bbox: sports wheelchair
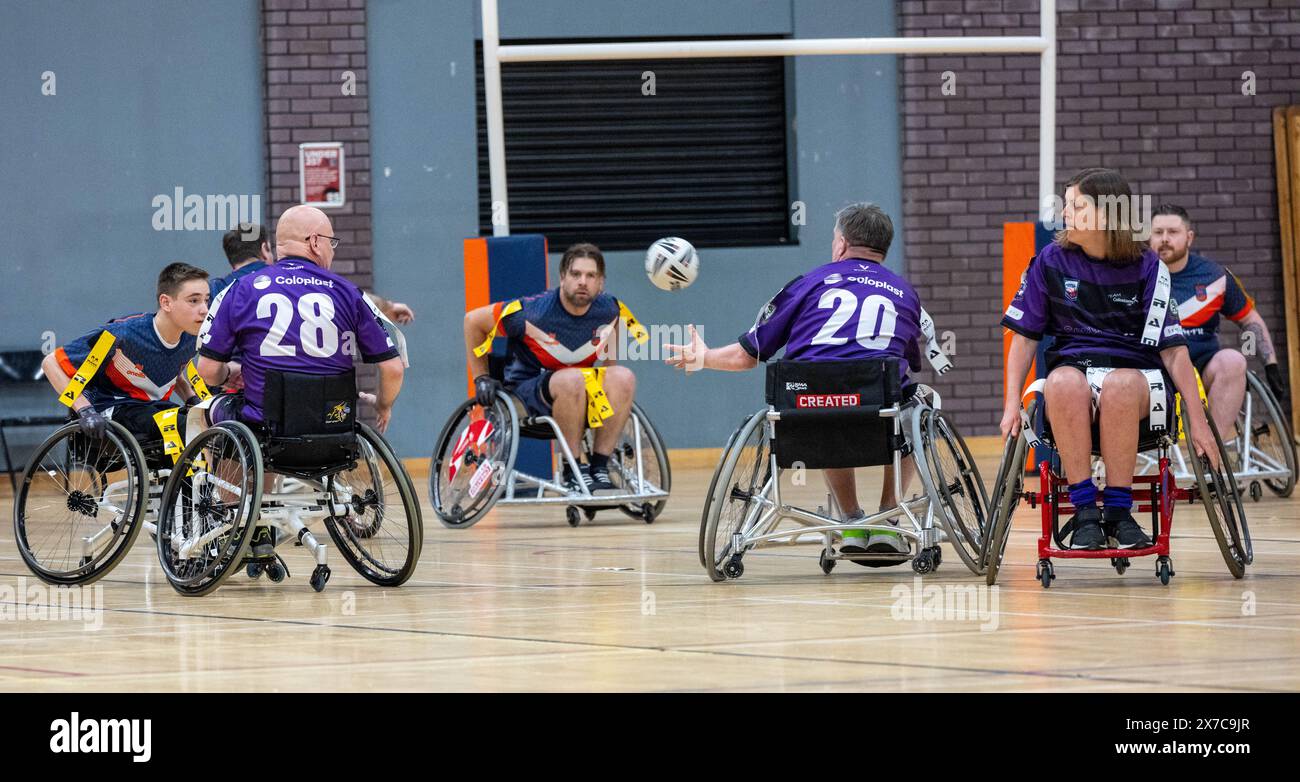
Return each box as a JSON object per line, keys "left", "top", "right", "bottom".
{"left": 1129, "top": 370, "right": 1296, "bottom": 501}
{"left": 13, "top": 416, "right": 175, "bottom": 586}
{"left": 699, "top": 358, "right": 990, "bottom": 581}
{"left": 154, "top": 370, "right": 423, "bottom": 596}
{"left": 429, "top": 365, "right": 671, "bottom": 528}
{"left": 983, "top": 378, "right": 1252, "bottom": 588}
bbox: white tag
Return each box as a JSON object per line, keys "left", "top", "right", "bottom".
{"left": 1005, "top": 305, "right": 1024, "bottom": 321}
{"left": 1140, "top": 263, "right": 1171, "bottom": 347}
{"left": 918, "top": 307, "right": 953, "bottom": 375}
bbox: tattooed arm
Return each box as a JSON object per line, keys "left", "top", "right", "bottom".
{"left": 1235, "top": 309, "right": 1277, "bottom": 365}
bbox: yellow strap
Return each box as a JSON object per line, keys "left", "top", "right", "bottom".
{"left": 152, "top": 407, "right": 184, "bottom": 464}
{"left": 185, "top": 361, "right": 212, "bottom": 400}
{"left": 472, "top": 299, "right": 522, "bottom": 358}
{"left": 618, "top": 301, "right": 649, "bottom": 344}
{"left": 580, "top": 367, "right": 614, "bottom": 428}
{"left": 58, "top": 331, "right": 116, "bottom": 408}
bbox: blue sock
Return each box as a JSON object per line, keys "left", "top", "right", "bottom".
{"left": 1103, "top": 485, "right": 1133, "bottom": 511}
{"left": 1068, "top": 479, "right": 1097, "bottom": 509}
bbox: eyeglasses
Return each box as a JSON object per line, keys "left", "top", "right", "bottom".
{"left": 311, "top": 234, "right": 340, "bottom": 250}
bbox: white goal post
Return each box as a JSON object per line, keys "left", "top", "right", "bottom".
{"left": 481, "top": 0, "right": 1056, "bottom": 236}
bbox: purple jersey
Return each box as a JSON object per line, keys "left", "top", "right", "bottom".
{"left": 739, "top": 257, "right": 925, "bottom": 381}
{"left": 1001, "top": 244, "right": 1187, "bottom": 370}
{"left": 198, "top": 257, "right": 399, "bottom": 422}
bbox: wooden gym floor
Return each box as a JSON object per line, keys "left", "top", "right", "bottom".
{"left": 1, "top": 443, "right": 1297, "bottom": 693}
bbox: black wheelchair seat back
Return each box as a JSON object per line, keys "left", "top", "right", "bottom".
{"left": 261, "top": 369, "right": 360, "bottom": 472}
{"left": 765, "top": 358, "right": 903, "bottom": 469}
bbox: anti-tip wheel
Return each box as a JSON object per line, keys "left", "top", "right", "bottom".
{"left": 641, "top": 503, "right": 655, "bottom": 524}
{"left": 310, "top": 564, "right": 331, "bottom": 593}
{"left": 246, "top": 562, "right": 264, "bottom": 580}
{"left": 566, "top": 506, "right": 581, "bottom": 527}
{"left": 265, "top": 561, "right": 286, "bottom": 583}
{"left": 724, "top": 557, "right": 744, "bottom": 579}
{"left": 911, "top": 550, "right": 935, "bottom": 575}
{"left": 819, "top": 549, "right": 835, "bottom": 575}
{"left": 1250, "top": 481, "right": 1262, "bottom": 502}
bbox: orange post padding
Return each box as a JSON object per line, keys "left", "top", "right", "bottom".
{"left": 1003, "top": 222, "right": 1038, "bottom": 470}
{"left": 463, "top": 238, "right": 491, "bottom": 397}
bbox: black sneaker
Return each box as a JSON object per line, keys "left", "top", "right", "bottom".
{"left": 588, "top": 463, "right": 620, "bottom": 496}
{"left": 1068, "top": 505, "right": 1105, "bottom": 550}
{"left": 250, "top": 526, "right": 277, "bottom": 558}
{"left": 1105, "top": 506, "right": 1152, "bottom": 549}
{"left": 562, "top": 465, "right": 590, "bottom": 495}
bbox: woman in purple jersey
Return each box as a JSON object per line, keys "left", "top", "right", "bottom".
{"left": 1000, "top": 168, "right": 1218, "bottom": 550}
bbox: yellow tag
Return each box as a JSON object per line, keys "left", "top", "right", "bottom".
{"left": 472, "top": 299, "right": 522, "bottom": 358}
{"left": 58, "top": 331, "right": 116, "bottom": 408}
{"left": 618, "top": 301, "right": 649, "bottom": 344}
{"left": 1194, "top": 368, "right": 1208, "bottom": 405}
{"left": 580, "top": 367, "right": 614, "bottom": 428}
{"left": 185, "top": 361, "right": 211, "bottom": 400}
{"left": 152, "top": 407, "right": 184, "bottom": 465}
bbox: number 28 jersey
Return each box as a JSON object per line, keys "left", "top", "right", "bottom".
{"left": 198, "top": 257, "right": 399, "bottom": 422}
{"left": 739, "top": 256, "right": 925, "bottom": 380}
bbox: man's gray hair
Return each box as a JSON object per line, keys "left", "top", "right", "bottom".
{"left": 835, "top": 202, "right": 894, "bottom": 256}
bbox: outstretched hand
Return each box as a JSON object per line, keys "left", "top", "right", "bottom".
{"left": 663, "top": 324, "right": 707, "bottom": 372}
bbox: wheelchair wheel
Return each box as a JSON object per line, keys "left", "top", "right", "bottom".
{"left": 911, "top": 406, "right": 990, "bottom": 575}
{"left": 430, "top": 392, "right": 518, "bottom": 529}
{"left": 699, "top": 410, "right": 772, "bottom": 581}
{"left": 612, "top": 402, "right": 671, "bottom": 523}
{"left": 1241, "top": 371, "right": 1296, "bottom": 498}
{"left": 324, "top": 423, "right": 423, "bottom": 587}
{"left": 156, "top": 422, "right": 264, "bottom": 596}
{"left": 13, "top": 421, "right": 148, "bottom": 586}
{"left": 983, "top": 421, "right": 1029, "bottom": 586}
{"left": 1186, "top": 399, "right": 1251, "bottom": 577}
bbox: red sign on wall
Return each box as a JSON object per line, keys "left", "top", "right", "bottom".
{"left": 299, "top": 142, "right": 345, "bottom": 208}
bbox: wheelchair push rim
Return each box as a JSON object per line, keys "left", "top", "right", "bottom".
{"left": 983, "top": 424, "right": 1028, "bottom": 586}
{"left": 1187, "top": 399, "right": 1251, "bottom": 577}
{"left": 910, "top": 405, "right": 990, "bottom": 575}
{"left": 324, "top": 423, "right": 423, "bottom": 587}
{"left": 1241, "top": 370, "right": 1296, "bottom": 498}
{"left": 612, "top": 402, "right": 671, "bottom": 523}
{"left": 156, "top": 422, "right": 265, "bottom": 596}
{"left": 430, "top": 392, "right": 518, "bottom": 529}
{"left": 699, "top": 409, "right": 771, "bottom": 582}
{"left": 13, "top": 420, "right": 149, "bottom": 586}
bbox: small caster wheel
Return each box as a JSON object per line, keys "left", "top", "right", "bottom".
{"left": 912, "top": 550, "right": 934, "bottom": 575}
{"left": 1036, "top": 559, "right": 1054, "bottom": 588}
{"left": 1157, "top": 558, "right": 1173, "bottom": 585}
{"left": 931, "top": 546, "right": 942, "bottom": 571}
{"left": 584, "top": 507, "right": 597, "bottom": 521}
{"left": 1112, "top": 557, "right": 1129, "bottom": 575}
{"left": 1250, "top": 481, "right": 1262, "bottom": 502}
{"left": 724, "top": 557, "right": 744, "bottom": 579}
{"left": 819, "top": 549, "right": 836, "bottom": 575}
{"left": 310, "top": 564, "right": 331, "bottom": 593}
{"left": 566, "top": 506, "right": 581, "bottom": 527}
{"left": 641, "top": 503, "right": 655, "bottom": 524}
{"left": 246, "top": 562, "right": 264, "bottom": 580}
{"left": 265, "top": 561, "right": 286, "bottom": 583}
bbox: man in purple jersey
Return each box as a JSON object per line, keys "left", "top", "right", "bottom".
{"left": 1000, "top": 168, "right": 1216, "bottom": 550}
{"left": 666, "top": 203, "right": 928, "bottom": 561}
{"left": 197, "top": 205, "right": 404, "bottom": 433}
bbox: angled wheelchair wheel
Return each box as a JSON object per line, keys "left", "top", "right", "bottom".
{"left": 699, "top": 409, "right": 772, "bottom": 582}
{"left": 612, "top": 403, "right": 671, "bottom": 523}
{"left": 324, "top": 423, "right": 423, "bottom": 587}
{"left": 14, "top": 421, "right": 149, "bottom": 586}
{"left": 1241, "top": 371, "right": 1296, "bottom": 498}
{"left": 156, "top": 422, "right": 264, "bottom": 596}
{"left": 983, "top": 426, "right": 1028, "bottom": 586}
{"left": 430, "top": 392, "right": 518, "bottom": 529}
{"left": 911, "top": 406, "right": 990, "bottom": 575}
{"left": 1186, "top": 399, "right": 1251, "bottom": 577}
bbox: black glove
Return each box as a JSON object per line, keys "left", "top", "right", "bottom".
{"left": 76, "top": 406, "right": 107, "bottom": 439}
{"left": 184, "top": 395, "right": 202, "bottom": 408}
{"left": 474, "top": 374, "right": 501, "bottom": 408}
{"left": 1265, "top": 364, "right": 1289, "bottom": 403}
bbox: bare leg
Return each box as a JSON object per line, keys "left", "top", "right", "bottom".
{"left": 1044, "top": 366, "right": 1094, "bottom": 485}
{"left": 1202, "top": 349, "right": 1247, "bottom": 438}
{"left": 592, "top": 365, "right": 636, "bottom": 457}
{"left": 824, "top": 468, "right": 860, "bottom": 516}
{"left": 1097, "top": 369, "right": 1148, "bottom": 488}
{"left": 879, "top": 458, "right": 917, "bottom": 509}
{"left": 546, "top": 369, "right": 588, "bottom": 463}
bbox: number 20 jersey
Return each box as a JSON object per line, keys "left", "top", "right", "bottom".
{"left": 198, "top": 257, "right": 399, "bottom": 422}
{"left": 739, "top": 256, "right": 925, "bottom": 380}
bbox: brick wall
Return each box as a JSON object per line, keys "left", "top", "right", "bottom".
{"left": 899, "top": 0, "right": 1300, "bottom": 432}
{"left": 262, "top": 0, "right": 377, "bottom": 403}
